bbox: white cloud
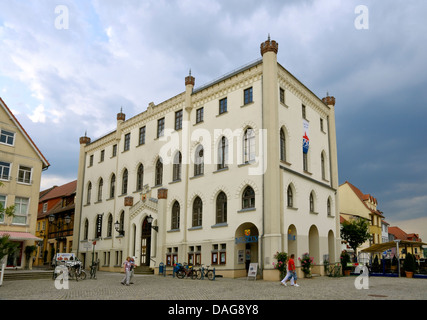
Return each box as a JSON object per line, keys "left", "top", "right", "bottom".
{"left": 28, "top": 104, "right": 46, "bottom": 123}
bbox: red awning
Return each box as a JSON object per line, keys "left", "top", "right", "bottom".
{"left": 0, "top": 231, "right": 42, "bottom": 241}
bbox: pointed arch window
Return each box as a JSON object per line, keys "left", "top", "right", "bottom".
{"left": 309, "top": 192, "right": 315, "bottom": 213}
{"left": 194, "top": 145, "right": 204, "bottom": 176}
{"left": 218, "top": 137, "right": 228, "bottom": 170}
{"left": 171, "top": 201, "right": 180, "bottom": 230}
{"left": 136, "top": 164, "right": 144, "bottom": 191}
{"left": 122, "top": 169, "right": 128, "bottom": 195}
{"left": 173, "top": 152, "right": 182, "bottom": 181}
{"left": 155, "top": 158, "right": 163, "bottom": 186}
{"left": 327, "top": 198, "right": 332, "bottom": 217}
{"left": 192, "top": 197, "right": 203, "bottom": 227}
{"left": 280, "top": 129, "right": 286, "bottom": 162}
{"left": 243, "top": 128, "right": 255, "bottom": 163}
{"left": 110, "top": 174, "right": 116, "bottom": 198}
{"left": 216, "top": 192, "right": 227, "bottom": 224}
{"left": 97, "top": 178, "right": 103, "bottom": 202}
{"left": 86, "top": 182, "right": 92, "bottom": 205}
{"left": 321, "top": 153, "right": 326, "bottom": 180}
{"left": 287, "top": 185, "right": 293, "bottom": 208}
{"left": 83, "top": 219, "right": 89, "bottom": 240}
{"left": 107, "top": 214, "right": 113, "bottom": 237}
{"left": 242, "top": 186, "right": 255, "bottom": 209}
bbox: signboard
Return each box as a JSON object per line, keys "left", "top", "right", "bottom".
{"left": 96, "top": 214, "right": 103, "bottom": 238}
{"left": 247, "top": 263, "right": 258, "bottom": 281}
{"left": 302, "top": 119, "right": 309, "bottom": 153}
{"left": 55, "top": 253, "right": 75, "bottom": 261}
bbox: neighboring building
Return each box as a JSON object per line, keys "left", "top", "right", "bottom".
{"left": 339, "top": 181, "right": 384, "bottom": 261}
{"left": 73, "top": 37, "right": 340, "bottom": 279}
{"left": 0, "top": 97, "right": 50, "bottom": 269}
{"left": 389, "top": 226, "right": 424, "bottom": 259}
{"left": 35, "top": 180, "right": 77, "bottom": 267}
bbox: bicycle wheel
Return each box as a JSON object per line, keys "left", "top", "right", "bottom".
{"left": 190, "top": 270, "right": 198, "bottom": 280}
{"left": 196, "top": 269, "right": 202, "bottom": 280}
{"left": 78, "top": 270, "right": 87, "bottom": 280}
{"left": 207, "top": 270, "right": 214, "bottom": 281}
{"left": 176, "top": 269, "right": 185, "bottom": 279}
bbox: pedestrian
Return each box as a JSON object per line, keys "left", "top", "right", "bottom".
{"left": 129, "top": 257, "right": 137, "bottom": 284}
{"left": 121, "top": 257, "right": 134, "bottom": 286}
{"left": 280, "top": 254, "right": 299, "bottom": 287}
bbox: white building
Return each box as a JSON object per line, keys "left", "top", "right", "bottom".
{"left": 73, "top": 38, "right": 340, "bottom": 280}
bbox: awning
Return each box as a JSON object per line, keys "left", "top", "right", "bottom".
{"left": 0, "top": 231, "right": 42, "bottom": 241}
{"left": 361, "top": 240, "right": 427, "bottom": 253}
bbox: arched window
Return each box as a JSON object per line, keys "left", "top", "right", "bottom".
{"left": 321, "top": 152, "right": 326, "bottom": 180}
{"left": 217, "top": 137, "right": 228, "bottom": 170}
{"left": 280, "top": 129, "right": 286, "bottom": 162}
{"left": 192, "top": 197, "right": 203, "bottom": 227}
{"left": 122, "top": 169, "right": 128, "bottom": 195}
{"left": 242, "top": 186, "right": 255, "bottom": 209}
{"left": 110, "top": 174, "right": 116, "bottom": 198}
{"left": 243, "top": 128, "right": 255, "bottom": 163}
{"left": 171, "top": 201, "right": 180, "bottom": 230}
{"left": 327, "top": 198, "right": 332, "bottom": 217}
{"left": 86, "top": 182, "right": 92, "bottom": 205}
{"left": 216, "top": 191, "right": 227, "bottom": 224}
{"left": 98, "top": 178, "right": 103, "bottom": 202}
{"left": 119, "top": 211, "right": 125, "bottom": 232}
{"left": 310, "top": 192, "right": 315, "bottom": 213}
{"left": 173, "top": 152, "right": 182, "bottom": 181}
{"left": 107, "top": 214, "right": 113, "bottom": 237}
{"left": 287, "top": 185, "right": 293, "bottom": 208}
{"left": 155, "top": 158, "right": 163, "bottom": 186}
{"left": 83, "top": 219, "right": 89, "bottom": 240}
{"left": 136, "top": 164, "right": 144, "bottom": 191}
{"left": 194, "top": 145, "right": 204, "bottom": 176}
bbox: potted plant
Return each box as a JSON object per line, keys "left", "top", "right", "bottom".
{"left": 272, "top": 251, "right": 288, "bottom": 279}
{"left": 299, "top": 252, "right": 314, "bottom": 278}
{"left": 403, "top": 253, "right": 416, "bottom": 278}
{"left": 391, "top": 255, "right": 398, "bottom": 272}
{"left": 340, "top": 250, "right": 351, "bottom": 276}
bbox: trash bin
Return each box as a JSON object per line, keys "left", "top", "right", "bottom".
{"left": 159, "top": 262, "right": 164, "bottom": 275}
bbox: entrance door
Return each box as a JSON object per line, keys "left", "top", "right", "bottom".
{"left": 140, "top": 217, "right": 151, "bottom": 266}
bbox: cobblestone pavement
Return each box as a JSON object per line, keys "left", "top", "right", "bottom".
{"left": 1, "top": 272, "right": 426, "bottom": 301}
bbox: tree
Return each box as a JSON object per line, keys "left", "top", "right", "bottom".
{"left": 0, "top": 234, "right": 20, "bottom": 262}
{"left": 340, "top": 217, "right": 371, "bottom": 261}
{"left": 0, "top": 181, "right": 15, "bottom": 221}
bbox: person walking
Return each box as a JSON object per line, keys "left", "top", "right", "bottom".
{"left": 129, "top": 257, "right": 137, "bottom": 284}
{"left": 281, "top": 254, "right": 299, "bottom": 287}
{"left": 121, "top": 257, "right": 134, "bottom": 286}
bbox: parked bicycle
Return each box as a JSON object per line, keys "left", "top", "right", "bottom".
{"left": 90, "top": 260, "right": 98, "bottom": 279}
{"left": 67, "top": 260, "right": 87, "bottom": 281}
{"left": 196, "top": 264, "right": 215, "bottom": 280}
{"left": 175, "top": 263, "right": 197, "bottom": 279}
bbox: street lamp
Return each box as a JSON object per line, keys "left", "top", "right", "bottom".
{"left": 147, "top": 215, "right": 158, "bottom": 232}
{"left": 114, "top": 220, "right": 125, "bottom": 236}
{"left": 48, "top": 214, "right": 71, "bottom": 228}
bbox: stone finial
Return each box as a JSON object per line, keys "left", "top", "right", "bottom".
{"left": 260, "top": 36, "right": 278, "bottom": 56}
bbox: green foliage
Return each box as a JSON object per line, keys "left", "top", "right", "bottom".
{"left": 0, "top": 182, "right": 15, "bottom": 220}
{"left": 340, "top": 217, "right": 371, "bottom": 258}
{"left": 273, "top": 251, "right": 288, "bottom": 278}
{"left": 403, "top": 253, "right": 416, "bottom": 272}
{"left": 0, "top": 235, "right": 20, "bottom": 261}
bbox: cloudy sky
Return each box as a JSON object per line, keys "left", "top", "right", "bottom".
{"left": 1, "top": 0, "right": 426, "bottom": 239}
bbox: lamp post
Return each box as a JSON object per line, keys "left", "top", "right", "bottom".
{"left": 147, "top": 215, "right": 158, "bottom": 232}
{"left": 394, "top": 239, "right": 401, "bottom": 277}
{"left": 114, "top": 220, "right": 125, "bottom": 236}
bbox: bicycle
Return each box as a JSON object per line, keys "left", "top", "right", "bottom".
{"left": 67, "top": 260, "right": 87, "bottom": 281}
{"left": 196, "top": 264, "right": 215, "bottom": 280}
{"left": 175, "top": 263, "right": 197, "bottom": 280}
{"left": 90, "top": 261, "right": 98, "bottom": 279}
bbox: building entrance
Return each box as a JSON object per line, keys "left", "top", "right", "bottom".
{"left": 140, "top": 217, "right": 151, "bottom": 266}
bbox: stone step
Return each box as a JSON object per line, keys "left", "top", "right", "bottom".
{"left": 2, "top": 270, "right": 53, "bottom": 281}
{"left": 133, "top": 266, "right": 154, "bottom": 275}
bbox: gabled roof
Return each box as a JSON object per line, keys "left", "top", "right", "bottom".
{"left": 389, "top": 226, "right": 422, "bottom": 242}
{"left": 0, "top": 97, "right": 50, "bottom": 169}
{"left": 39, "top": 180, "right": 77, "bottom": 202}
{"left": 341, "top": 181, "right": 384, "bottom": 218}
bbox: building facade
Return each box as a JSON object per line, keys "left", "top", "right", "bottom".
{"left": 0, "top": 97, "right": 50, "bottom": 269}
{"left": 35, "top": 180, "right": 77, "bottom": 267}
{"left": 73, "top": 38, "right": 340, "bottom": 279}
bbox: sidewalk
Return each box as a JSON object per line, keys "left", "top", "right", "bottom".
{"left": 1, "top": 271, "right": 426, "bottom": 300}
